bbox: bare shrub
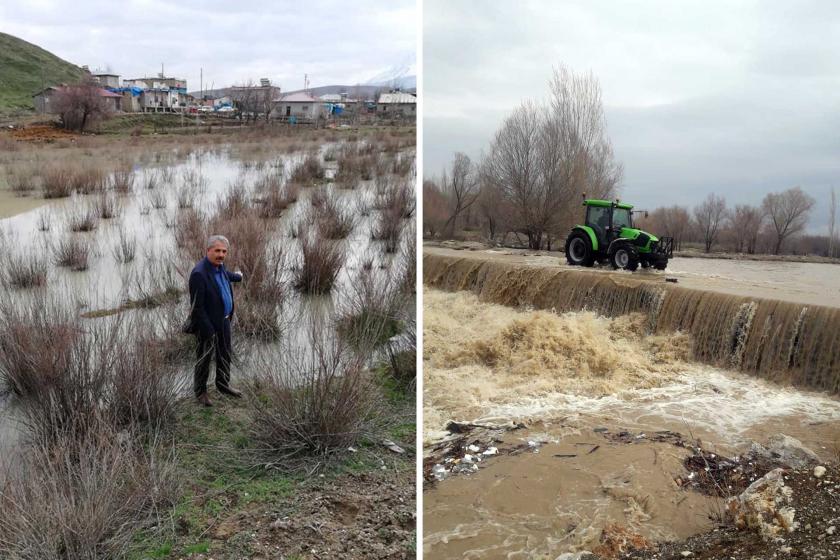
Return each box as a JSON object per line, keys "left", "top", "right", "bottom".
{"left": 53, "top": 236, "right": 91, "bottom": 271}
{"left": 289, "top": 154, "right": 325, "bottom": 186}
{"left": 248, "top": 331, "right": 381, "bottom": 467}
{"left": 216, "top": 181, "right": 251, "bottom": 217}
{"left": 0, "top": 424, "right": 178, "bottom": 560}
{"left": 391, "top": 153, "right": 414, "bottom": 177}
{"left": 41, "top": 166, "right": 74, "bottom": 199}
{"left": 176, "top": 183, "right": 198, "bottom": 209}
{"left": 1, "top": 252, "right": 48, "bottom": 289}
{"left": 112, "top": 228, "right": 136, "bottom": 264}
{"left": 0, "top": 297, "right": 183, "bottom": 439}
{"left": 295, "top": 233, "right": 344, "bottom": 294}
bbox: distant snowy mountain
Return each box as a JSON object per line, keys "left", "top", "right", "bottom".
{"left": 365, "top": 62, "right": 416, "bottom": 90}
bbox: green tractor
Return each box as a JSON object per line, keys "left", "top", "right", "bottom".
{"left": 564, "top": 198, "right": 673, "bottom": 271}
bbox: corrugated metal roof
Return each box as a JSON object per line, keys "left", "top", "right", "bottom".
{"left": 378, "top": 92, "right": 416, "bottom": 104}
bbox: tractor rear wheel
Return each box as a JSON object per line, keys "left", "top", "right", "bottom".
{"left": 565, "top": 232, "right": 594, "bottom": 267}
{"left": 609, "top": 243, "right": 639, "bottom": 271}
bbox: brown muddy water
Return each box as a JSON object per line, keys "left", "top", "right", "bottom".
{"left": 0, "top": 142, "right": 416, "bottom": 459}
{"left": 423, "top": 288, "right": 840, "bottom": 559}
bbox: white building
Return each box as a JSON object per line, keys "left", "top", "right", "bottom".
{"left": 376, "top": 91, "right": 417, "bottom": 117}
{"left": 272, "top": 92, "right": 321, "bottom": 120}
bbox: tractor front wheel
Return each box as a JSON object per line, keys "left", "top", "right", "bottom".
{"left": 609, "top": 243, "right": 639, "bottom": 272}
{"left": 565, "top": 232, "right": 594, "bottom": 267}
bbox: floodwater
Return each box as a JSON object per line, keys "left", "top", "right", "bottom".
{"left": 424, "top": 245, "right": 840, "bottom": 308}
{"left": 423, "top": 288, "right": 840, "bottom": 559}
{"left": 0, "top": 142, "right": 415, "bottom": 458}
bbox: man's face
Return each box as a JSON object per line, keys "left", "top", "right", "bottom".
{"left": 207, "top": 242, "right": 228, "bottom": 266}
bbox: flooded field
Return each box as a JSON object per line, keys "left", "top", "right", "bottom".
{"left": 423, "top": 288, "right": 840, "bottom": 558}
{"left": 0, "top": 128, "right": 417, "bottom": 557}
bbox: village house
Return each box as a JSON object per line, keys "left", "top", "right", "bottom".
{"left": 123, "top": 75, "right": 188, "bottom": 112}
{"left": 92, "top": 72, "right": 121, "bottom": 88}
{"left": 33, "top": 86, "right": 123, "bottom": 114}
{"left": 230, "top": 79, "right": 281, "bottom": 116}
{"left": 272, "top": 92, "right": 322, "bottom": 121}
{"left": 376, "top": 91, "right": 416, "bottom": 117}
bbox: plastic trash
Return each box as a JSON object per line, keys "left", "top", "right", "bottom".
{"left": 467, "top": 444, "right": 480, "bottom": 453}
{"left": 483, "top": 447, "right": 498, "bottom": 456}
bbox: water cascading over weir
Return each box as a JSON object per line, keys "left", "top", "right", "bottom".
{"left": 424, "top": 252, "right": 840, "bottom": 393}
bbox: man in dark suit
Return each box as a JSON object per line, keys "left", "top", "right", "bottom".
{"left": 187, "top": 235, "right": 243, "bottom": 407}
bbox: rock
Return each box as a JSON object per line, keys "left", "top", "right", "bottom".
{"left": 750, "top": 434, "right": 820, "bottom": 468}
{"left": 814, "top": 465, "right": 827, "bottom": 478}
{"left": 680, "top": 552, "right": 693, "bottom": 557}
{"left": 270, "top": 518, "right": 292, "bottom": 530}
{"left": 828, "top": 526, "right": 836, "bottom": 535}
{"left": 727, "top": 468, "right": 798, "bottom": 540}
{"left": 382, "top": 439, "right": 405, "bottom": 454}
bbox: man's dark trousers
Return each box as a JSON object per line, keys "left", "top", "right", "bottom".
{"left": 193, "top": 318, "right": 233, "bottom": 396}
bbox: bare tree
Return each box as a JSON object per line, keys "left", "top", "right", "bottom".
{"left": 830, "top": 186, "right": 837, "bottom": 258}
{"left": 482, "top": 66, "right": 622, "bottom": 250}
{"left": 651, "top": 205, "right": 691, "bottom": 251}
{"left": 693, "top": 193, "right": 727, "bottom": 253}
{"left": 422, "top": 180, "right": 449, "bottom": 239}
{"left": 762, "top": 186, "right": 816, "bottom": 254}
{"left": 729, "top": 204, "right": 764, "bottom": 254}
{"left": 483, "top": 101, "right": 543, "bottom": 248}
{"left": 52, "top": 84, "right": 110, "bottom": 131}
{"left": 441, "top": 153, "right": 481, "bottom": 237}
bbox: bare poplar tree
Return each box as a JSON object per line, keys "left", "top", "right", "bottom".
{"left": 830, "top": 186, "right": 837, "bottom": 258}
{"left": 762, "top": 186, "right": 816, "bottom": 254}
{"left": 729, "top": 204, "right": 764, "bottom": 254}
{"left": 482, "top": 66, "right": 622, "bottom": 250}
{"left": 693, "top": 193, "right": 727, "bottom": 252}
{"left": 441, "top": 153, "right": 481, "bottom": 237}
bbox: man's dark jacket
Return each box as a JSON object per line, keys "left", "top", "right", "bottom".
{"left": 186, "top": 257, "right": 242, "bottom": 338}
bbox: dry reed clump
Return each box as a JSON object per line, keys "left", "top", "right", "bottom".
{"left": 390, "top": 154, "right": 414, "bottom": 177}
{"left": 53, "top": 236, "right": 91, "bottom": 271}
{"left": 0, "top": 252, "right": 48, "bottom": 289}
{"left": 0, "top": 423, "right": 179, "bottom": 560}
{"left": 248, "top": 331, "right": 381, "bottom": 468}
{"left": 36, "top": 209, "right": 51, "bottom": 232}
{"left": 295, "top": 233, "right": 344, "bottom": 294}
{"left": 70, "top": 163, "right": 107, "bottom": 195}
{"left": 310, "top": 189, "right": 356, "bottom": 240}
{"left": 372, "top": 178, "right": 414, "bottom": 253}
{"left": 110, "top": 166, "right": 135, "bottom": 194}
{"left": 4, "top": 163, "right": 39, "bottom": 194}
{"left": 149, "top": 188, "right": 167, "bottom": 210}
{"left": 66, "top": 203, "right": 99, "bottom": 232}
{"left": 94, "top": 192, "right": 121, "bottom": 219}
{"left": 174, "top": 208, "right": 206, "bottom": 260}
{"left": 111, "top": 228, "right": 136, "bottom": 264}
{"left": 41, "top": 166, "right": 74, "bottom": 199}
{"left": 289, "top": 154, "right": 325, "bottom": 186}
{"left": 144, "top": 170, "right": 159, "bottom": 190}
{"left": 336, "top": 269, "right": 405, "bottom": 351}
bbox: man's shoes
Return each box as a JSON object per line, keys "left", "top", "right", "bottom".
{"left": 218, "top": 386, "right": 243, "bottom": 398}
{"left": 196, "top": 392, "right": 213, "bottom": 407}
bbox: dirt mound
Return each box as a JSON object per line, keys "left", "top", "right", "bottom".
{"left": 10, "top": 124, "right": 79, "bottom": 142}
{"left": 618, "top": 465, "right": 840, "bottom": 560}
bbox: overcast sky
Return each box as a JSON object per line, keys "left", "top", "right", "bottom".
{"left": 1, "top": 0, "right": 415, "bottom": 92}
{"left": 424, "top": 0, "right": 840, "bottom": 233}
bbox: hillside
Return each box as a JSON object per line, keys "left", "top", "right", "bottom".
{"left": 0, "top": 32, "right": 86, "bottom": 112}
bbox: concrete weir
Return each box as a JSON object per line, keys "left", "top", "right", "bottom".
{"left": 424, "top": 251, "right": 840, "bottom": 393}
